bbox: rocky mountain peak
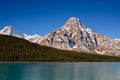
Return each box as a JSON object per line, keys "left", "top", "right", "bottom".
{"left": 38, "top": 17, "right": 98, "bottom": 52}
{"left": 1, "top": 26, "right": 13, "bottom": 35}
{"left": 66, "top": 17, "right": 79, "bottom": 24}
{"left": 0, "top": 26, "right": 24, "bottom": 38}
{"left": 63, "top": 17, "right": 85, "bottom": 31}
{"left": 3, "top": 26, "right": 13, "bottom": 29}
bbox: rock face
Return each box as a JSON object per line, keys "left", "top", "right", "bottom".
{"left": 95, "top": 34, "right": 120, "bottom": 56}
{"left": 38, "top": 17, "right": 98, "bottom": 52}
{"left": 1, "top": 17, "right": 120, "bottom": 56}
{"left": 37, "top": 17, "right": 120, "bottom": 56}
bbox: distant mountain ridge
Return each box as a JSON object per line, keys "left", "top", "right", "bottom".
{"left": 0, "top": 26, "right": 42, "bottom": 43}
{"left": 0, "top": 26, "right": 24, "bottom": 38}
{"left": 0, "top": 17, "right": 120, "bottom": 56}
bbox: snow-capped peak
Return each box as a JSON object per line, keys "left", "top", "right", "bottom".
{"left": 0, "top": 26, "right": 24, "bottom": 38}
{"left": 3, "top": 26, "right": 13, "bottom": 30}
{"left": 24, "top": 34, "right": 41, "bottom": 39}
{"left": 24, "top": 34, "right": 42, "bottom": 43}
{"left": 1, "top": 26, "right": 13, "bottom": 35}
{"left": 114, "top": 39, "right": 120, "bottom": 41}
{"left": 32, "top": 34, "right": 41, "bottom": 38}
{"left": 0, "top": 26, "right": 42, "bottom": 43}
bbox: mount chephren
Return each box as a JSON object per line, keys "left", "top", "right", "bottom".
{"left": 0, "top": 17, "right": 120, "bottom": 56}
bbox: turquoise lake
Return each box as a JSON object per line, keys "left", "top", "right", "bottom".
{"left": 0, "top": 63, "right": 120, "bottom": 80}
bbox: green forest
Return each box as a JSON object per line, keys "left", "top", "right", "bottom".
{"left": 0, "top": 34, "right": 120, "bottom": 62}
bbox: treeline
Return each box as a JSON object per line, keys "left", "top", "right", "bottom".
{"left": 0, "top": 34, "right": 120, "bottom": 62}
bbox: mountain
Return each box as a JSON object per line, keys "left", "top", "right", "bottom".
{"left": 24, "top": 34, "right": 41, "bottom": 43}
{"left": 37, "top": 17, "right": 120, "bottom": 56}
{"left": 1, "top": 34, "right": 120, "bottom": 62}
{"left": 0, "top": 26, "right": 42, "bottom": 43}
{"left": 0, "top": 26, "right": 24, "bottom": 38}
{"left": 0, "top": 17, "right": 120, "bottom": 56}
{"left": 38, "top": 17, "right": 98, "bottom": 52}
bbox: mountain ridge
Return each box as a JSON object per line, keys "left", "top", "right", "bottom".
{"left": 0, "top": 17, "right": 120, "bottom": 56}
{"left": 0, "top": 26, "right": 42, "bottom": 43}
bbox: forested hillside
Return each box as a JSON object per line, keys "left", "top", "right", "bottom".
{"left": 0, "top": 34, "right": 120, "bottom": 62}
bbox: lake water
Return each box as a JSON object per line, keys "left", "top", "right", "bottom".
{"left": 0, "top": 62, "right": 120, "bottom": 80}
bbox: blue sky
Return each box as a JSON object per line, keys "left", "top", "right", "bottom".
{"left": 0, "top": 0, "right": 120, "bottom": 38}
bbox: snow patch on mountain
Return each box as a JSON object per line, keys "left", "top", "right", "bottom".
{"left": 24, "top": 34, "right": 42, "bottom": 42}
{"left": 0, "top": 26, "right": 24, "bottom": 38}
{"left": 0, "top": 26, "right": 42, "bottom": 43}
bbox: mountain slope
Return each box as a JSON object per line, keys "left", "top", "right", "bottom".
{"left": 0, "top": 34, "right": 120, "bottom": 62}
{"left": 38, "top": 17, "right": 98, "bottom": 52}
{"left": 95, "top": 34, "right": 120, "bottom": 56}
{"left": 38, "top": 17, "right": 120, "bottom": 56}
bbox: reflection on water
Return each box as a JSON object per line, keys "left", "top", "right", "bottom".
{"left": 0, "top": 63, "right": 120, "bottom": 80}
